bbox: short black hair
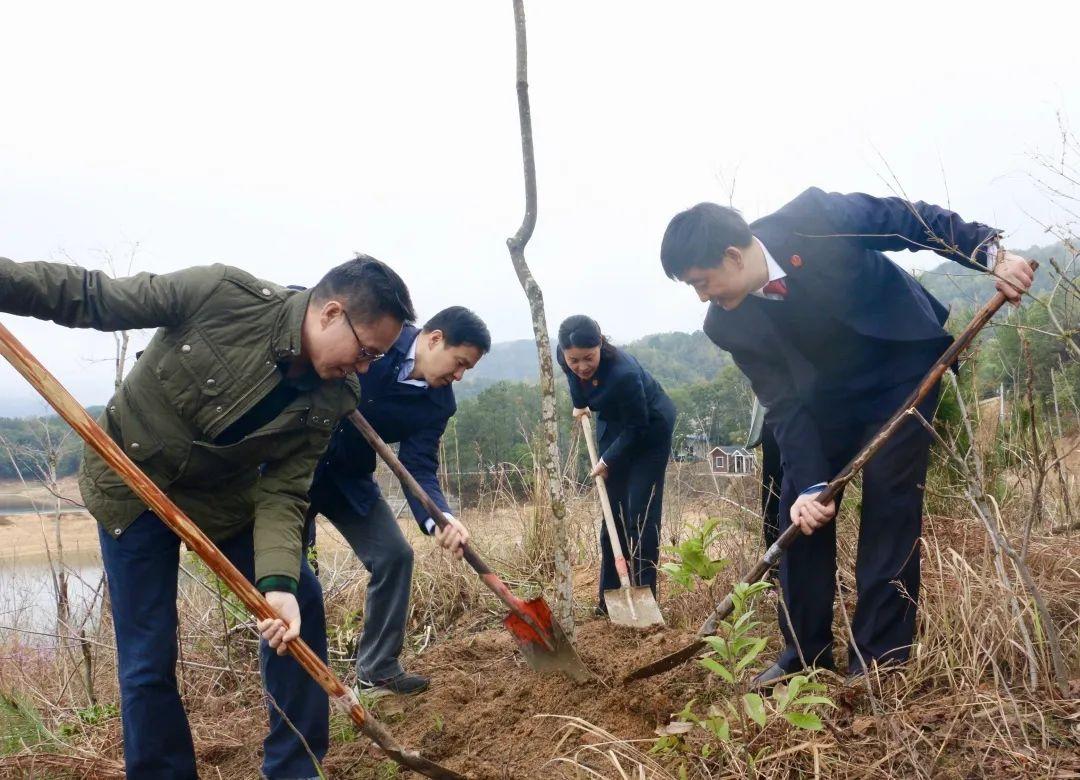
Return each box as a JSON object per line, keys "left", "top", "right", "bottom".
{"left": 557, "top": 314, "right": 617, "bottom": 361}
{"left": 312, "top": 254, "right": 416, "bottom": 325}
{"left": 422, "top": 306, "right": 491, "bottom": 353}
{"left": 660, "top": 202, "right": 753, "bottom": 280}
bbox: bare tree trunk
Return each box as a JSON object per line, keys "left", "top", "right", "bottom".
{"left": 439, "top": 437, "right": 449, "bottom": 504}
{"left": 1050, "top": 368, "right": 1063, "bottom": 439}
{"left": 34, "top": 423, "right": 71, "bottom": 635}
{"left": 113, "top": 330, "right": 130, "bottom": 391}
{"left": 50, "top": 452, "right": 69, "bottom": 631}
{"left": 1020, "top": 336, "right": 1045, "bottom": 560}
{"left": 506, "top": 0, "right": 572, "bottom": 635}
{"left": 452, "top": 419, "right": 463, "bottom": 506}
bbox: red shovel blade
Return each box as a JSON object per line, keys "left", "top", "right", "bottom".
{"left": 503, "top": 595, "right": 555, "bottom": 647}
{"left": 502, "top": 597, "right": 593, "bottom": 682}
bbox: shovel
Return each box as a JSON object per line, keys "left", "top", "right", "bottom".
{"left": 346, "top": 410, "right": 593, "bottom": 682}
{"left": 0, "top": 322, "right": 464, "bottom": 780}
{"left": 625, "top": 261, "right": 1038, "bottom": 684}
{"left": 579, "top": 414, "right": 664, "bottom": 629}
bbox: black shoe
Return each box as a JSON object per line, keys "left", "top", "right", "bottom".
{"left": 593, "top": 604, "right": 608, "bottom": 618}
{"left": 750, "top": 662, "right": 791, "bottom": 690}
{"left": 357, "top": 672, "right": 430, "bottom": 697}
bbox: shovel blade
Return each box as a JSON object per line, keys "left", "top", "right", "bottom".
{"left": 502, "top": 597, "right": 594, "bottom": 682}
{"left": 603, "top": 585, "right": 665, "bottom": 629}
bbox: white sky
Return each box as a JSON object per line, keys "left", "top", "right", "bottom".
{"left": 1, "top": 1, "right": 1078, "bottom": 412}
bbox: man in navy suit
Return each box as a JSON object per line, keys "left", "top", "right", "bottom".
{"left": 660, "top": 188, "right": 1033, "bottom": 684}
{"left": 308, "top": 306, "right": 490, "bottom": 695}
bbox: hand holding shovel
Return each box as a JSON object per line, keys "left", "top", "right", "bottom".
{"left": 579, "top": 413, "right": 664, "bottom": 629}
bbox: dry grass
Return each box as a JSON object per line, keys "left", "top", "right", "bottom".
{"left": 0, "top": 444, "right": 1078, "bottom": 779}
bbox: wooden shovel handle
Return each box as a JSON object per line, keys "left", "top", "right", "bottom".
{"left": 0, "top": 322, "right": 464, "bottom": 780}
{"left": 346, "top": 410, "right": 555, "bottom": 647}
{"left": 579, "top": 414, "right": 633, "bottom": 585}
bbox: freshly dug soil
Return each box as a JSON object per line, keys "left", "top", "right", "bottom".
{"left": 326, "top": 617, "right": 708, "bottom": 779}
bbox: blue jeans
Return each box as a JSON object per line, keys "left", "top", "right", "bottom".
{"left": 99, "top": 510, "right": 328, "bottom": 779}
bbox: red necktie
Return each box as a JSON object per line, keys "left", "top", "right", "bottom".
{"left": 762, "top": 278, "right": 788, "bottom": 298}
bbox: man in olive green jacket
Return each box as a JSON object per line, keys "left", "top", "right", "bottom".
{"left": 0, "top": 255, "right": 413, "bottom": 780}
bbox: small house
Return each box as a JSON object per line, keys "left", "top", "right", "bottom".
{"left": 708, "top": 445, "right": 755, "bottom": 476}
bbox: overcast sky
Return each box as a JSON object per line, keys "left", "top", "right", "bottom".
{"left": 1, "top": 1, "right": 1078, "bottom": 413}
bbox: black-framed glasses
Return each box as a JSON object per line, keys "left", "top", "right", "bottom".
{"left": 341, "top": 309, "right": 386, "bottom": 362}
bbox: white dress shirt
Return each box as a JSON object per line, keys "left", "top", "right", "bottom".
{"left": 750, "top": 236, "right": 788, "bottom": 300}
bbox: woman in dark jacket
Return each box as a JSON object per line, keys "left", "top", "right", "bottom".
{"left": 556, "top": 315, "right": 676, "bottom": 614}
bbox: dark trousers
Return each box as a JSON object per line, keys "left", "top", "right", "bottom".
{"left": 599, "top": 440, "right": 670, "bottom": 608}
{"left": 760, "top": 423, "right": 783, "bottom": 549}
{"left": 776, "top": 381, "right": 939, "bottom": 673}
{"left": 99, "top": 511, "right": 327, "bottom": 780}
{"left": 308, "top": 480, "right": 414, "bottom": 683}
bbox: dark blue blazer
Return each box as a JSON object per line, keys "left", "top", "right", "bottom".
{"left": 703, "top": 187, "right": 999, "bottom": 493}
{"left": 557, "top": 347, "right": 676, "bottom": 471}
{"left": 309, "top": 324, "right": 454, "bottom": 532}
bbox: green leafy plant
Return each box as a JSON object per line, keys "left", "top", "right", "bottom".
{"left": 59, "top": 702, "right": 121, "bottom": 737}
{"left": 661, "top": 517, "right": 728, "bottom": 589}
{"left": 652, "top": 581, "right": 835, "bottom": 769}
{"left": 698, "top": 581, "right": 772, "bottom": 683}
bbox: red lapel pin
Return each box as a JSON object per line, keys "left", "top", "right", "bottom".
{"left": 790, "top": 254, "right": 803, "bottom": 268}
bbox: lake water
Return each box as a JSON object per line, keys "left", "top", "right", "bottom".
{"left": 0, "top": 489, "right": 101, "bottom": 641}
{"left": 0, "top": 491, "right": 88, "bottom": 517}
{"left": 0, "top": 553, "right": 105, "bottom": 641}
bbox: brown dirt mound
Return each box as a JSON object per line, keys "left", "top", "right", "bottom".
{"left": 327, "top": 617, "right": 706, "bottom": 779}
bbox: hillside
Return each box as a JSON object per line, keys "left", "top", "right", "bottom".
{"left": 455, "top": 330, "right": 730, "bottom": 399}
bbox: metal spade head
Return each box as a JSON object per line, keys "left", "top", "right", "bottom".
{"left": 603, "top": 585, "right": 665, "bottom": 629}
{"left": 502, "top": 596, "right": 594, "bottom": 682}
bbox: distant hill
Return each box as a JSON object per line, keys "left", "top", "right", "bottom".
{"left": 454, "top": 330, "right": 730, "bottom": 398}
{"left": 916, "top": 241, "right": 1067, "bottom": 313}
{"left": 453, "top": 339, "right": 545, "bottom": 398}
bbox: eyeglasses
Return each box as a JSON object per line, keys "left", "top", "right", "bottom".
{"left": 341, "top": 309, "right": 386, "bottom": 362}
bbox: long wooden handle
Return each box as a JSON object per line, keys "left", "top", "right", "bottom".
{"left": 346, "top": 410, "right": 555, "bottom": 647}
{"left": 348, "top": 411, "right": 494, "bottom": 574}
{"left": 579, "top": 414, "right": 633, "bottom": 587}
{"left": 0, "top": 322, "right": 463, "bottom": 780}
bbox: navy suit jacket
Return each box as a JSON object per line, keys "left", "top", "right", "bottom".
{"left": 557, "top": 347, "right": 676, "bottom": 471}
{"left": 703, "top": 187, "right": 999, "bottom": 494}
{"left": 309, "top": 324, "right": 454, "bottom": 533}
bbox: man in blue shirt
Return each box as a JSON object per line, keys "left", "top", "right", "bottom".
{"left": 308, "top": 306, "right": 490, "bottom": 695}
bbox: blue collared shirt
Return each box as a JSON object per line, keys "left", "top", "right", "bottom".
{"left": 397, "top": 336, "right": 428, "bottom": 388}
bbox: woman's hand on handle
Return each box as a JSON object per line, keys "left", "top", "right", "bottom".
{"left": 572, "top": 407, "right": 591, "bottom": 420}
